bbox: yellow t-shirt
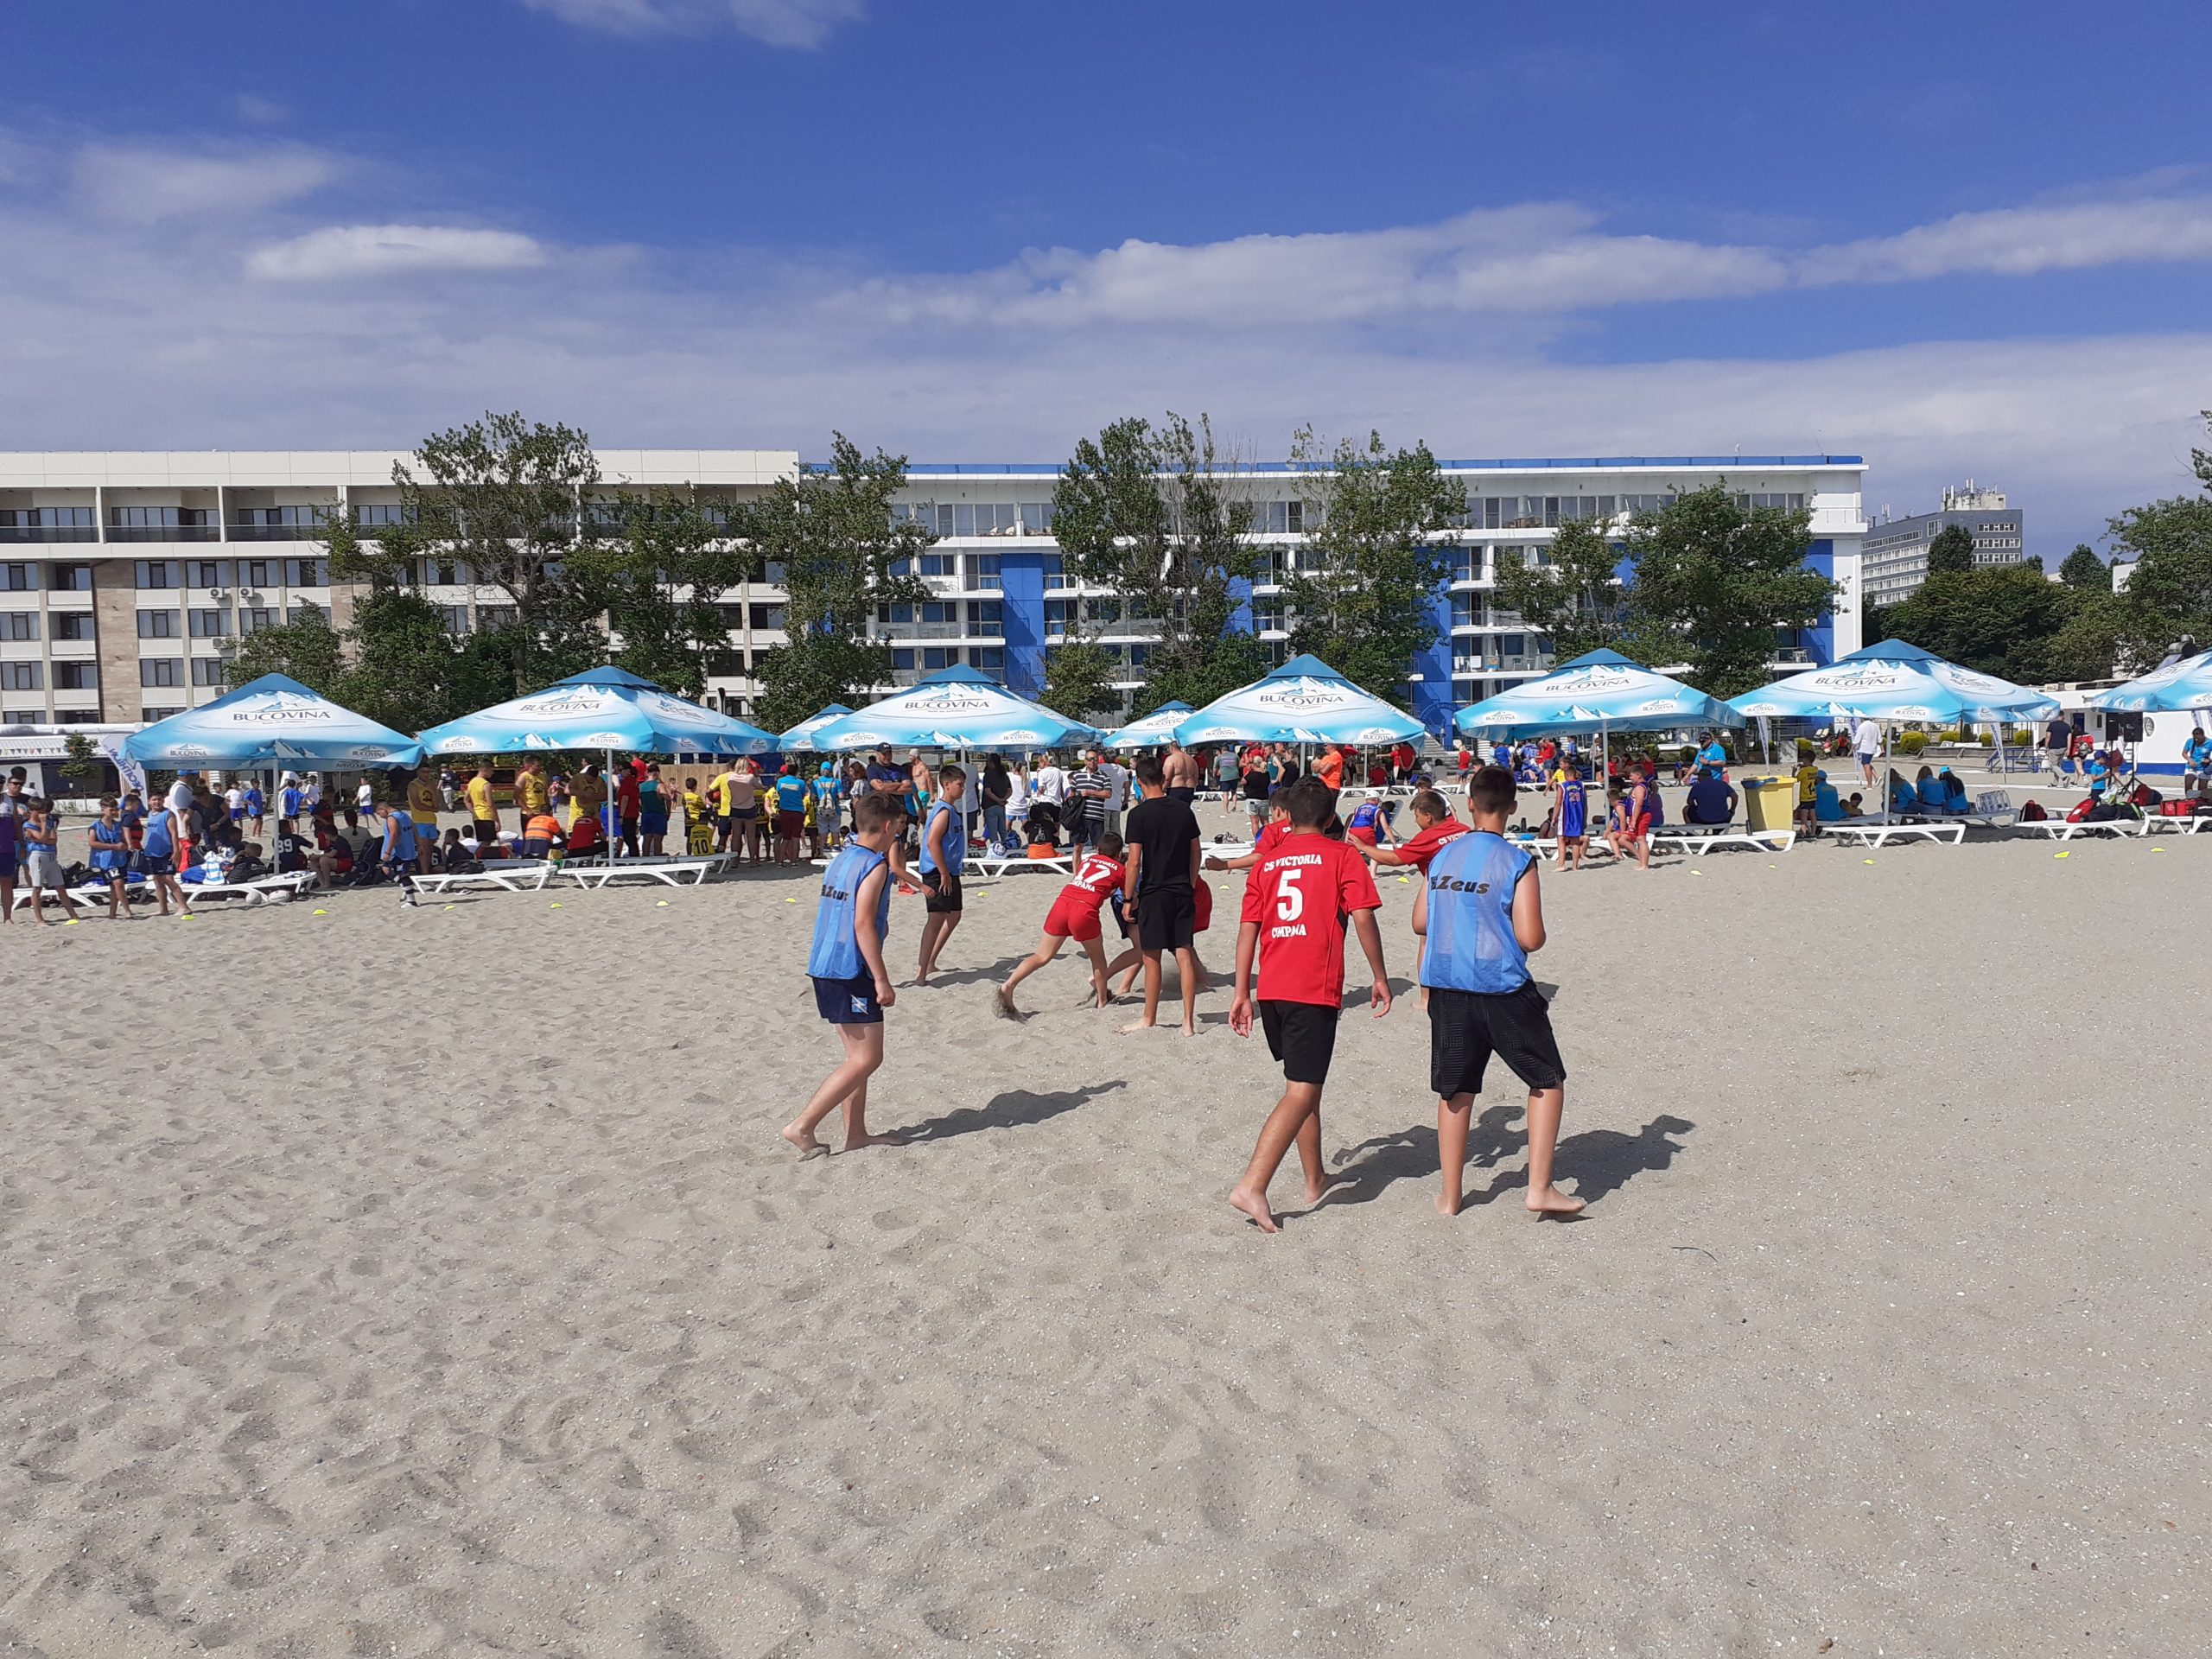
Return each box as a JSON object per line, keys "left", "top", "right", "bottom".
{"left": 464, "top": 776, "right": 497, "bottom": 820}
{"left": 1795, "top": 765, "right": 1818, "bottom": 804}
{"left": 712, "top": 772, "right": 738, "bottom": 815}
{"left": 516, "top": 771, "right": 549, "bottom": 815}
{"left": 409, "top": 777, "right": 442, "bottom": 823}
{"left": 683, "top": 789, "right": 707, "bottom": 824}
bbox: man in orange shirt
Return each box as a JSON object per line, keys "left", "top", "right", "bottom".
{"left": 1312, "top": 745, "right": 1345, "bottom": 792}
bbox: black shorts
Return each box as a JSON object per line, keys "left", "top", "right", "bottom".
{"left": 1135, "top": 885, "right": 1195, "bottom": 951}
{"left": 922, "top": 868, "right": 963, "bottom": 913}
{"left": 1427, "top": 982, "right": 1566, "bottom": 1098}
{"left": 1166, "top": 785, "right": 1196, "bottom": 805}
{"left": 1260, "top": 999, "right": 1339, "bottom": 1085}
{"left": 472, "top": 818, "right": 499, "bottom": 842}
{"left": 812, "top": 972, "right": 884, "bottom": 1025}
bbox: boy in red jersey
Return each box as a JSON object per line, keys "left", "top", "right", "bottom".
{"left": 997, "top": 833, "right": 1127, "bottom": 1015}
{"left": 1353, "top": 788, "right": 1465, "bottom": 875}
{"left": 1226, "top": 779, "right": 1392, "bottom": 1233}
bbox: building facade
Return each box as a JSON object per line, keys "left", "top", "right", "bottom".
{"left": 1, "top": 449, "right": 1867, "bottom": 742}
{"left": 1859, "top": 482, "right": 2023, "bottom": 609}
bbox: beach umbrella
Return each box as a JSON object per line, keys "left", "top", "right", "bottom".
{"left": 779, "top": 702, "right": 855, "bottom": 749}
{"left": 1173, "top": 654, "right": 1424, "bottom": 747}
{"left": 2088, "top": 645, "right": 2212, "bottom": 714}
{"left": 415, "top": 666, "right": 776, "bottom": 758}
{"left": 804, "top": 664, "right": 1100, "bottom": 752}
{"left": 416, "top": 667, "right": 775, "bottom": 862}
{"left": 1101, "top": 700, "right": 1192, "bottom": 752}
{"left": 1453, "top": 650, "right": 1740, "bottom": 739}
{"left": 124, "top": 673, "right": 423, "bottom": 770}
{"left": 1726, "top": 639, "right": 2059, "bottom": 725}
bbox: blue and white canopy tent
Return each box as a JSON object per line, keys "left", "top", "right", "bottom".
{"left": 1728, "top": 639, "right": 2060, "bottom": 798}
{"left": 803, "top": 664, "right": 1100, "bottom": 752}
{"left": 779, "top": 702, "right": 855, "bottom": 750}
{"left": 415, "top": 666, "right": 776, "bottom": 860}
{"left": 1173, "top": 654, "right": 1425, "bottom": 747}
{"left": 1101, "top": 700, "right": 1192, "bottom": 752}
{"left": 1452, "top": 649, "right": 1742, "bottom": 780}
{"left": 124, "top": 673, "right": 424, "bottom": 771}
{"left": 414, "top": 666, "right": 777, "bottom": 758}
{"left": 2088, "top": 645, "right": 2212, "bottom": 714}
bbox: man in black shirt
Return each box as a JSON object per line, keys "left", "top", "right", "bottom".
{"left": 1119, "top": 754, "right": 1202, "bottom": 1035}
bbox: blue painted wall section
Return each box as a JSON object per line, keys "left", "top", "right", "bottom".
{"left": 1800, "top": 539, "right": 1835, "bottom": 665}
{"left": 1001, "top": 550, "right": 1046, "bottom": 700}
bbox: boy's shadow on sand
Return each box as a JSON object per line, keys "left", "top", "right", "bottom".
{"left": 900, "top": 1080, "right": 1128, "bottom": 1142}
{"left": 1322, "top": 1109, "right": 1695, "bottom": 1211}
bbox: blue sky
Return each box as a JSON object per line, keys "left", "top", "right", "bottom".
{"left": 5, "top": 0, "right": 2211, "bottom": 554}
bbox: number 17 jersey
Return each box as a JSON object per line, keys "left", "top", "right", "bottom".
{"left": 1238, "top": 833, "right": 1382, "bottom": 1007}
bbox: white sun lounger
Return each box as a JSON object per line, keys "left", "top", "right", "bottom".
{"left": 1649, "top": 827, "right": 1797, "bottom": 855}
{"left": 2138, "top": 811, "right": 2210, "bottom": 836}
{"left": 560, "top": 855, "right": 727, "bottom": 889}
{"left": 179, "top": 871, "right": 317, "bottom": 910}
{"left": 1827, "top": 820, "right": 1966, "bottom": 849}
{"left": 967, "top": 850, "right": 1075, "bottom": 878}
{"left": 407, "top": 859, "right": 560, "bottom": 896}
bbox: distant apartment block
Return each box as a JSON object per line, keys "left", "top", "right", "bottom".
{"left": 1860, "top": 482, "right": 2024, "bottom": 607}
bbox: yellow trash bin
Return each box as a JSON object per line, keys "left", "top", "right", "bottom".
{"left": 1743, "top": 775, "right": 1798, "bottom": 832}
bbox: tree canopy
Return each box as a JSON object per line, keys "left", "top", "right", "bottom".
{"left": 1924, "top": 524, "right": 1978, "bottom": 576}
{"left": 1492, "top": 517, "right": 1647, "bottom": 664}
{"left": 1052, "top": 413, "right": 1268, "bottom": 711}
{"left": 1278, "top": 429, "right": 1464, "bottom": 708}
{"left": 734, "top": 434, "right": 932, "bottom": 734}
{"left": 2058, "top": 544, "right": 2107, "bottom": 591}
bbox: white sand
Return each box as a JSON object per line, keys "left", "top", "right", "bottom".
{"left": 3, "top": 795, "right": 2207, "bottom": 1656}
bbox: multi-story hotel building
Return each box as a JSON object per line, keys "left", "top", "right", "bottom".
{"left": 0, "top": 449, "right": 1867, "bottom": 774}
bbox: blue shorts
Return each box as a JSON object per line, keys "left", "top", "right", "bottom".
{"left": 811, "top": 972, "right": 883, "bottom": 1025}
{"left": 639, "top": 810, "right": 669, "bottom": 836}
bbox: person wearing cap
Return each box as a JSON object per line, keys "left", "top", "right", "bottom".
{"left": 810, "top": 760, "right": 845, "bottom": 856}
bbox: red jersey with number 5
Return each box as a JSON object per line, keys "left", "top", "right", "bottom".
{"left": 1238, "top": 833, "right": 1380, "bottom": 1007}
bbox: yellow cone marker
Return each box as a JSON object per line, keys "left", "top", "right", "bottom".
{"left": 2053, "top": 850, "right": 2069, "bottom": 859}
{"left": 550, "top": 902, "right": 563, "bottom": 908}
{"left": 656, "top": 899, "right": 671, "bottom": 906}
{"left": 442, "top": 904, "right": 456, "bottom": 911}
{"left": 785, "top": 896, "right": 796, "bottom": 903}
{"left": 63, "top": 919, "right": 79, "bottom": 926}
{"left": 1396, "top": 875, "right": 1410, "bottom": 884}
{"left": 1861, "top": 858, "right": 1874, "bottom": 865}
{"left": 311, "top": 908, "right": 327, "bottom": 914}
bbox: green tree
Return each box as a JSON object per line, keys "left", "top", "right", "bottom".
{"left": 1925, "top": 523, "right": 1978, "bottom": 576}
{"left": 60, "top": 731, "right": 103, "bottom": 790}
{"left": 1040, "top": 639, "right": 1123, "bottom": 724}
{"left": 1620, "top": 486, "right": 1836, "bottom": 696}
{"left": 340, "top": 586, "right": 479, "bottom": 734}
{"left": 1052, "top": 413, "right": 1267, "bottom": 711}
{"left": 1880, "top": 563, "right": 2073, "bottom": 683}
{"left": 570, "top": 493, "right": 752, "bottom": 696}
{"left": 735, "top": 434, "right": 932, "bottom": 734}
{"left": 2058, "top": 543, "right": 2107, "bottom": 591}
{"left": 2106, "top": 494, "right": 2212, "bottom": 664}
{"left": 1279, "top": 429, "right": 1465, "bottom": 707}
{"left": 222, "top": 607, "right": 347, "bottom": 695}
{"left": 326, "top": 412, "right": 641, "bottom": 697}
{"left": 1492, "top": 516, "right": 1650, "bottom": 664}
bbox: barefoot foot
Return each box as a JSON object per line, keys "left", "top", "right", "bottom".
{"left": 1116, "top": 1019, "right": 1157, "bottom": 1034}
{"left": 993, "top": 985, "right": 1022, "bottom": 1020}
{"left": 1435, "top": 1192, "right": 1463, "bottom": 1217}
{"left": 843, "top": 1130, "right": 906, "bottom": 1152}
{"left": 780, "top": 1123, "right": 829, "bottom": 1160}
{"left": 1228, "top": 1185, "right": 1279, "bottom": 1233}
{"left": 1306, "top": 1170, "right": 1350, "bottom": 1205}
{"left": 1527, "top": 1184, "right": 1586, "bottom": 1218}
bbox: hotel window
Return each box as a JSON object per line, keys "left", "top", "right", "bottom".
{"left": 967, "top": 601, "right": 1003, "bottom": 637}
{"left": 922, "top": 646, "right": 957, "bottom": 671}
{"left": 191, "top": 658, "right": 227, "bottom": 686}
{"left": 0, "top": 662, "right": 42, "bottom": 690}
{"left": 1450, "top": 594, "right": 1479, "bottom": 629}
{"left": 134, "top": 560, "right": 181, "bottom": 589}
{"left": 748, "top": 603, "right": 785, "bottom": 631}
{"left": 919, "top": 552, "right": 957, "bottom": 577}
{"left": 0, "top": 612, "right": 36, "bottom": 641}
{"left": 1039, "top": 551, "right": 1065, "bottom": 583}
{"left": 238, "top": 608, "right": 276, "bottom": 634}
{"left": 1043, "top": 598, "right": 1074, "bottom": 637}
{"left": 284, "top": 558, "right": 327, "bottom": 586}
{"left": 1255, "top": 500, "right": 1306, "bottom": 535}
{"left": 110, "top": 506, "right": 216, "bottom": 539}
{"left": 892, "top": 647, "right": 915, "bottom": 670}
{"left": 920, "top": 601, "right": 958, "bottom": 626}
{"left": 352, "top": 504, "right": 411, "bottom": 527}
{"left": 189, "top": 608, "right": 232, "bottom": 638}
{"left": 437, "top": 606, "right": 470, "bottom": 635}
{"left": 55, "top": 663, "right": 98, "bottom": 690}
{"left": 877, "top": 601, "right": 914, "bottom": 626}
{"left": 237, "top": 559, "right": 271, "bottom": 588}
{"left": 188, "top": 560, "right": 232, "bottom": 588}
{"left": 52, "top": 611, "right": 95, "bottom": 641}
{"left": 1020, "top": 503, "right": 1054, "bottom": 534}
{"left": 48, "top": 563, "right": 93, "bottom": 591}
{"left": 966, "top": 553, "right": 1002, "bottom": 590}
{"left": 139, "top": 659, "right": 182, "bottom": 688}
{"left": 972, "top": 645, "right": 1005, "bottom": 672}
{"left": 0, "top": 506, "right": 96, "bottom": 542}
{"left": 1, "top": 563, "right": 35, "bottom": 591}
{"left": 1252, "top": 600, "right": 1285, "bottom": 632}
{"left": 137, "top": 609, "right": 181, "bottom": 639}
{"left": 478, "top": 605, "right": 518, "bottom": 630}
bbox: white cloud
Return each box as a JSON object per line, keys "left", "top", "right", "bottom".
{"left": 246, "top": 225, "right": 550, "bottom": 282}
{"left": 234, "top": 94, "right": 292, "bottom": 126}
{"left": 72, "top": 142, "right": 334, "bottom": 222}
{"left": 519, "top": 0, "right": 863, "bottom": 47}
{"left": 1806, "top": 196, "right": 2212, "bottom": 284}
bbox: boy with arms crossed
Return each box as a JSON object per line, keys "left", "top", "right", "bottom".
{"left": 785, "top": 792, "right": 907, "bottom": 1158}
{"left": 1227, "top": 779, "right": 1391, "bottom": 1233}
{"left": 1416, "top": 765, "right": 1583, "bottom": 1219}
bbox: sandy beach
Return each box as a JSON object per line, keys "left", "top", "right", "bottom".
{"left": 3, "top": 788, "right": 2207, "bottom": 1656}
